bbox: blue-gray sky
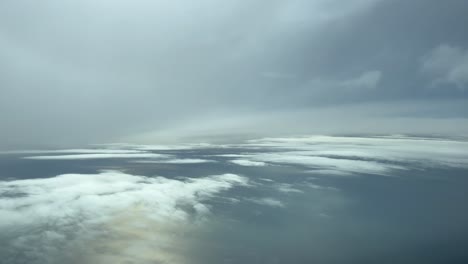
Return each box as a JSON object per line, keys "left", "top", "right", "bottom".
{"left": 1, "top": 0, "right": 467, "bottom": 147}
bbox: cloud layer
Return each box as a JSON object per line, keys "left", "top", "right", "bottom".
{"left": 222, "top": 135, "right": 468, "bottom": 176}
{"left": 12, "top": 135, "right": 468, "bottom": 176}
{"left": 0, "top": 171, "right": 248, "bottom": 263}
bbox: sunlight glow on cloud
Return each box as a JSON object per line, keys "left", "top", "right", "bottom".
{"left": 0, "top": 171, "right": 248, "bottom": 263}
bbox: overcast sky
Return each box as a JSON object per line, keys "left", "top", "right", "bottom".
{"left": 1, "top": 0, "right": 468, "bottom": 147}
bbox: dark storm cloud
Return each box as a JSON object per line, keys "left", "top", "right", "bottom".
{"left": 1, "top": 0, "right": 467, "bottom": 147}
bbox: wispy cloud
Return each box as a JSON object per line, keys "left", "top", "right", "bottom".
{"left": 247, "top": 153, "right": 400, "bottom": 175}
{"left": 274, "top": 183, "right": 304, "bottom": 193}
{"left": 1, "top": 148, "right": 146, "bottom": 154}
{"left": 23, "top": 153, "right": 168, "bottom": 160}
{"left": 230, "top": 159, "right": 267, "bottom": 166}
{"left": 248, "top": 197, "right": 285, "bottom": 208}
{"left": 133, "top": 158, "right": 216, "bottom": 164}
{"left": 340, "top": 70, "right": 382, "bottom": 90}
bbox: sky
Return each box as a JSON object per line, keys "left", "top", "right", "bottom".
{"left": 1, "top": 0, "right": 468, "bottom": 148}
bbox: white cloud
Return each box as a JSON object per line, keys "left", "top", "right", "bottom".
{"left": 1, "top": 148, "right": 146, "bottom": 154}
{"left": 250, "top": 152, "right": 399, "bottom": 175}
{"left": 102, "top": 143, "right": 216, "bottom": 151}
{"left": 133, "top": 158, "right": 216, "bottom": 164}
{"left": 23, "top": 153, "right": 168, "bottom": 160}
{"left": 241, "top": 135, "right": 468, "bottom": 174}
{"left": 308, "top": 169, "right": 354, "bottom": 176}
{"left": 0, "top": 171, "right": 248, "bottom": 263}
{"left": 230, "top": 159, "right": 267, "bottom": 166}
{"left": 422, "top": 44, "right": 468, "bottom": 89}
{"left": 260, "top": 178, "right": 274, "bottom": 182}
{"left": 248, "top": 197, "right": 285, "bottom": 208}
{"left": 306, "top": 182, "right": 339, "bottom": 191}
{"left": 217, "top": 154, "right": 251, "bottom": 158}
{"left": 274, "top": 183, "right": 303, "bottom": 193}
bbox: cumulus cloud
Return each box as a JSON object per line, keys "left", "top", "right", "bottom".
{"left": 422, "top": 44, "right": 468, "bottom": 89}
{"left": 0, "top": 170, "right": 248, "bottom": 263}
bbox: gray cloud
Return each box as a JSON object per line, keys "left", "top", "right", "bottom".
{"left": 422, "top": 44, "right": 468, "bottom": 89}
{"left": 340, "top": 70, "right": 382, "bottom": 90}
{"left": 1, "top": 0, "right": 467, "bottom": 147}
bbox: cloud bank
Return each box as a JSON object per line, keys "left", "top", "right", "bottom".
{"left": 0, "top": 171, "right": 249, "bottom": 263}
{"left": 221, "top": 135, "right": 468, "bottom": 176}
